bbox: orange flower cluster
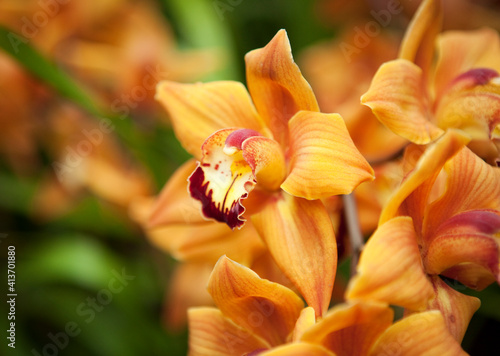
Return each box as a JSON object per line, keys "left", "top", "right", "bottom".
{"left": 144, "top": 0, "right": 499, "bottom": 354}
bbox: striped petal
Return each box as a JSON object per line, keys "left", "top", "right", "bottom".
{"left": 207, "top": 256, "right": 304, "bottom": 347}
{"left": 368, "top": 311, "right": 466, "bottom": 356}
{"left": 427, "top": 276, "right": 481, "bottom": 343}
{"left": 155, "top": 80, "right": 265, "bottom": 158}
{"left": 245, "top": 30, "right": 319, "bottom": 147}
{"left": 423, "top": 145, "right": 500, "bottom": 238}
{"left": 281, "top": 111, "right": 374, "bottom": 199}
{"left": 301, "top": 301, "right": 393, "bottom": 356}
{"left": 251, "top": 193, "right": 336, "bottom": 317}
{"left": 188, "top": 307, "right": 270, "bottom": 356}
{"left": 346, "top": 217, "right": 434, "bottom": 311}
{"left": 380, "top": 130, "right": 470, "bottom": 225}
{"left": 361, "top": 59, "right": 443, "bottom": 145}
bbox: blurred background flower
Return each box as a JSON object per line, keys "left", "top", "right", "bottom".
{"left": 0, "top": 1, "right": 499, "bottom": 355}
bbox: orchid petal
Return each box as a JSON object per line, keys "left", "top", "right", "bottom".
{"left": 188, "top": 307, "right": 270, "bottom": 356}
{"left": 434, "top": 28, "right": 500, "bottom": 99}
{"left": 292, "top": 307, "right": 316, "bottom": 342}
{"left": 260, "top": 343, "right": 335, "bottom": 356}
{"left": 380, "top": 130, "right": 470, "bottom": 224}
{"left": 241, "top": 136, "right": 287, "bottom": 191}
{"left": 368, "top": 311, "right": 466, "bottom": 356}
{"left": 435, "top": 68, "right": 500, "bottom": 141}
{"left": 207, "top": 256, "right": 304, "bottom": 346}
{"left": 441, "top": 263, "right": 497, "bottom": 291}
{"left": 252, "top": 193, "right": 336, "bottom": 317}
{"left": 424, "top": 232, "right": 499, "bottom": 281}
{"left": 189, "top": 129, "right": 256, "bottom": 229}
{"left": 149, "top": 159, "right": 203, "bottom": 227}
{"left": 148, "top": 222, "right": 265, "bottom": 264}
{"left": 427, "top": 276, "right": 481, "bottom": 343}
{"left": 245, "top": 30, "right": 319, "bottom": 147}
{"left": 398, "top": 0, "right": 442, "bottom": 76}
{"left": 423, "top": 147, "right": 500, "bottom": 237}
{"left": 281, "top": 111, "right": 374, "bottom": 199}
{"left": 361, "top": 59, "right": 443, "bottom": 145}
{"left": 346, "top": 217, "right": 434, "bottom": 311}
{"left": 301, "top": 301, "right": 393, "bottom": 356}
{"left": 155, "top": 81, "right": 265, "bottom": 158}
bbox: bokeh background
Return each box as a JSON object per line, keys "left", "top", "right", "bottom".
{"left": 1, "top": 0, "right": 499, "bottom": 355}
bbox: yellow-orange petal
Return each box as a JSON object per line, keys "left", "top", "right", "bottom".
{"left": 147, "top": 221, "right": 265, "bottom": 263}
{"left": 155, "top": 80, "right": 265, "bottom": 158}
{"left": 207, "top": 256, "right": 304, "bottom": 347}
{"left": 292, "top": 307, "right": 316, "bottom": 342}
{"left": 188, "top": 307, "right": 270, "bottom": 356}
{"left": 423, "top": 146, "right": 500, "bottom": 237}
{"left": 149, "top": 159, "right": 203, "bottom": 227}
{"left": 189, "top": 128, "right": 256, "bottom": 229}
{"left": 260, "top": 343, "right": 335, "bottom": 356}
{"left": 368, "top": 311, "right": 466, "bottom": 356}
{"left": 434, "top": 28, "right": 500, "bottom": 99}
{"left": 241, "top": 135, "right": 287, "bottom": 191}
{"left": 346, "top": 217, "right": 434, "bottom": 311}
{"left": 424, "top": 233, "right": 499, "bottom": 280}
{"left": 245, "top": 29, "right": 319, "bottom": 147}
{"left": 361, "top": 59, "right": 443, "bottom": 145}
{"left": 380, "top": 130, "right": 470, "bottom": 224}
{"left": 435, "top": 68, "right": 500, "bottom": 141}
{"left": 427, "top": 276, "right": 481, "bottom": 343}
{"left": 301, "top": 301, "right": 393, "bottom": 356}
{"left": 398, "top": 0, "right": 442, "bottom": 76}
{"left": 251, "top": 193, "right": 336, "bottom": 318}
{"left": 441, "top": 263, "right": 497, "bottom": 291}
{"left": 281, "top": 111, "right": 374, "bottom": 199}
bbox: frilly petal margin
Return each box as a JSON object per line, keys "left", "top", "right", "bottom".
{"left": 361, "top": 59, "right": 443, "bottom": 145}
{"left": 346, "top": 217, "right": 434, "bottom": 311}
{"left": 281, "top": 111, "right": 374, "bottom": 200}
{"left": 368, "top": 311, "right": 467, "bottom": 356}
{"left": 155, "top": 80, "right": 265, "bottom": 159}
{"left": 188, "top": 307, "right": 270, "bottom": 356}
{"left": 245, "top": 29, "right": 319, "bottom": 147}
{"left": 207, "top": 256, "right": 304, "bottom": 347}
{"left": 189, "top": 129, "right": 256, "bottom": 230}
{"left": 251, "top": 193, "right": 336, "bottom": 318}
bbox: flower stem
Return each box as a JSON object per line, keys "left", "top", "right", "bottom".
{"left": 342, "top": 193, "right": 364, "bottom": 276}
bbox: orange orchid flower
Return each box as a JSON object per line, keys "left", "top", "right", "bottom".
{"left": 361, "top": 0, "right": 500, "bottom": 163}
{"left": 347, "top": 130, "right": 500, "bottom": 342}
{"left": 189, "top": 255, "right": 466, "bottom": 356}
{"left": 155, "top": 30, "right": 374, "bottom": 316}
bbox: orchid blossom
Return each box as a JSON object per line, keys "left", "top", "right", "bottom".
{"left": 154, "top": 30, "right": 374, "bottom": 316}
{"left": 189, "top": 255, "right": 466, "bottom": 356}
{"left": 347, "top": 130, "right": 500, "bottom": 342}
{"left": 361, "top": 0, "right": 500, "bottom": 164}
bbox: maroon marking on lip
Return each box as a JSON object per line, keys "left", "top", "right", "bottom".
{"left": 188, "top": 166, "right": 246, "bottom": 229}
{"left": 451, "top": 68, "right": 499, "bottom": 88}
